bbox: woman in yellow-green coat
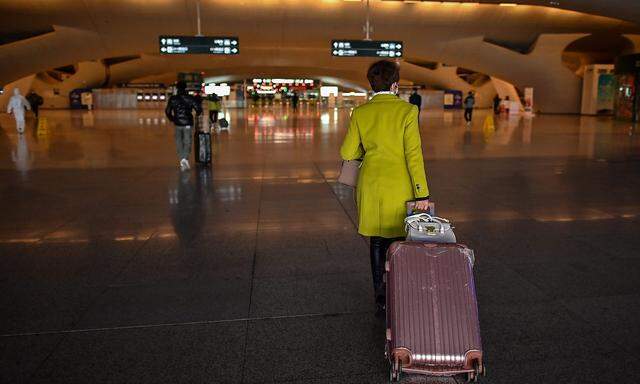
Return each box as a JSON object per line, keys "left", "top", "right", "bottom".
{"left": 340, "top": 60, "right": 430, "bottom": 313}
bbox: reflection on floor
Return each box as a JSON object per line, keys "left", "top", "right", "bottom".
{"left": 1, "top": 107, "right": 639, "bottom": 383}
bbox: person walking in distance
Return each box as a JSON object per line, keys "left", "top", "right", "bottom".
{"left": 165, "top": 81, "right": 202, "bottom": 171}
{"left": 7, "top": 88, "right": 31, "bottom": 134}
{"left": 493, "top": 94, "right": 501, "bottom": 115}
{"left": 207, "top": 93, "right": 222, "bottom": 128}
{"left": 464, "top": 91, "right": 476, "bottom": 124}
{"left": 26, "top": 91, "right": 43, "bottom": 118}
{"left": 409, "top": 88, "right": 422, "bottom": 116}
{"left": 502, "top": 96, "right": 511, "bottom": 115}
{"left": 340, "top": 60, "right": 430, "bottom": 314}
{"left": 291, "top": 91, "right": 299, "bottom": 110}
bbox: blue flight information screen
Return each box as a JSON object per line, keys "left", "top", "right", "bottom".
{"left": 331, "top": 40, "right": 403, "bottom": 58}
{"left": 159, "top": 36, "right": 239, "bottom": 55}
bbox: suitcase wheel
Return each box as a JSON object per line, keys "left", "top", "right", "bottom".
{"left": 389, "top": 358, "right": 401, "bottom": 382}
{"left": 466, "top": 361, "right": 484, "bottom": 382}
{"left": 466, "top": 371, "right": 476, "bottom": 383}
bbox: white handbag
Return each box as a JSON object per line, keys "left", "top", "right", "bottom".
{"left": 404, "top": 213, "right": 456, "bottom": 244}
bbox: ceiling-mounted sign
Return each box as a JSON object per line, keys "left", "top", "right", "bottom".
{"left": 118, "top": 83, "right": 166, "bottom": 89}
{"left": 159, "top": 36, "right": 239, "bottom": 55}
{"left": 331, "top": 40, "right": 403, "bottom": 58}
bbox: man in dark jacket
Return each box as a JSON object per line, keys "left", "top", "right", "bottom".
{"left": 493, "top": 94, "right": 501, "bottom": 115}
{"left": 26, "top": 91, "right": 44, "bottom": 118}
{"left": 464, "top": 91, "right": 476, "bottom": 124}
{"left": 165, "top": 81, "right": 202, "bottom": 170}
{"left": 409, "top": 88, "right": 422, "bottom": 114}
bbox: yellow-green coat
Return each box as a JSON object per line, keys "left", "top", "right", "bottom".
{"left": 340, "top": 94, "right": 429, "bottom": 238}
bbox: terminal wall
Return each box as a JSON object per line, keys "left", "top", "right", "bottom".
{"left": 400, "top": 63, "right": 497, "bottom": 109}
{"left": 31, "top": 61, "right": 107, "bottom": 109}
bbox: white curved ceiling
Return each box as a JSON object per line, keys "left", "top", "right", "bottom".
{"left": 1, "top": 0, "right": 639, "bottom": 89}
{"left": 481, "top": 1, "right": 640, "bottom": 24}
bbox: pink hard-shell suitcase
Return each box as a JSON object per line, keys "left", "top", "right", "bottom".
{"left": 385, "top": 242, "right": 485, "bottom": 382}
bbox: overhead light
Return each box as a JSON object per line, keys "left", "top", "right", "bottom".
{"left": 461, "top": 2, "right": 480, "bottom": 5}
{"left": 499, "top": 3, "right": 518, "bottom": 6}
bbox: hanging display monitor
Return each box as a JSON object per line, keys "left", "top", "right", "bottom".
{"left": 331, "top": 40, "right": 403, "bottom": 58}
{"left": 159, "top": 36, "right": 239, "bottom": 55}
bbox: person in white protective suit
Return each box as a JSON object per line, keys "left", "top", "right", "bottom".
{"left": 7, "top": 88, "right": 31, "bottom": 134}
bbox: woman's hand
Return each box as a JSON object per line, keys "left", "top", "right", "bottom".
{"left": 414, "top": 199, "right": 430, "bottom": 212}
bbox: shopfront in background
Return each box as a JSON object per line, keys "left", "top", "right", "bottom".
{"left": 614, "top": 53, "right": 640, "bottom": 122}
{"left": 582, "top": 65, "right": 615, "bottom": 116}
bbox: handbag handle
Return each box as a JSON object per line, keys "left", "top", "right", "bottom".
{"left": 405, "top": 213, "right": 450, "bottom": 224}
{"left": 404, "top": 214, "right": 453, "bottom": 233}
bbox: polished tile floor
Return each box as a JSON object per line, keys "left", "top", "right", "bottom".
{"left": 1, "top": 106, "right": 639, "bottom": 383}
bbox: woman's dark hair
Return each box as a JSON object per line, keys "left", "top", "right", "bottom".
{"left": 367, "top": 60, "right": 400, "bottom": 92}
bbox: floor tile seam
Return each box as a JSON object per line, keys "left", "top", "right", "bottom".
{"left": 16, "top": 164, "right": 126, "bottom": 381}
{"left": 56, "top": 229, "right": 161, "bottom": 340}
{"left": 68, "top": 234, "right": 173, "bottom": 282}
{"left": 534, "top": 295, "right": 635, "bottom": 357}
{"left": 477, "top": 259, "right": 560, "bottom": 304}
{"left": 24, "top": 327, "right": 70, "bottom": 384}
{"left": 557, "top": 293, "right": 640, "bottom": 333}
{"left": 251, "top": 270, "right": 371, "bottom": 281}
{"left": 486, "top": 290, "right": 640, "bottom": 303}
{"left": 27, "top": 166, "right": 164, "bottom": 245}
{"left": 480, "top": 349, "right": 621, "bottom": 368}
{"left": 481, "top": 260, "right": 640, "bottom": 306}
{"left": 30, "top": 214, "right": 81, "bottom": 246}
{"left": 241, "top": 371, "right": 389, "bottom": 384}
{"left": 567, "top": 236, "right": 638, "bottom": 261}
{"left": 240, "top": 157, "right": 265, "bottom": 384}
{"left": 312, "top": 161, "right": 367, "bottom": 250}
{"left": 102, "top": 275, "right": 251, "bottom": 289}
{"left": 0, "top": 310, "right": 374, "bottom": 339}
{"left": 506, "top": 256, "right": 635, "bottom": 274}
